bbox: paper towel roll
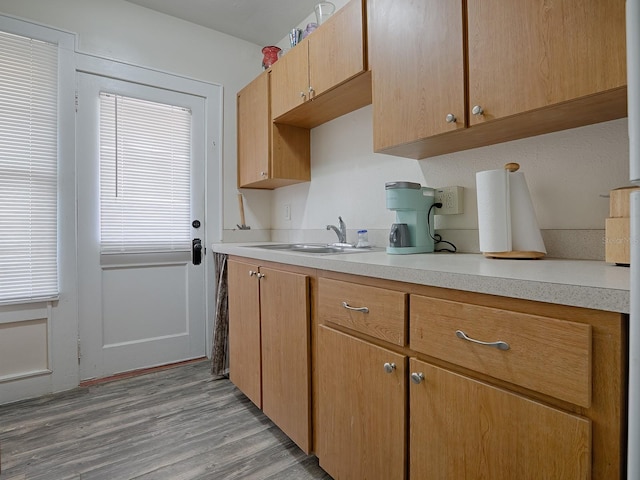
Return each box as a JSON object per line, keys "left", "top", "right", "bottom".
{"left": 476, "top": 166, "right": 546, "bottom": 257}
{"left": 509, "top": 171, "right": 546, "bottom": 254}
{"left": 477, "top": 168, "right": 511, "bottom": 253}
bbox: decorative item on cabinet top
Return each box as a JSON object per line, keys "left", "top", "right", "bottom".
{"left": 261, "top": 46, "right": 281, "bottom": 69}
{"left": 315, "top": 2, "right": 335, "bottom": 24}
{"left": 302, "top": 23, "right": 318, "bottom": 39}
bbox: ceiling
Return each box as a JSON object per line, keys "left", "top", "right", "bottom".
{"left": 125, "top": 0, "right": 320, "bottom": 46}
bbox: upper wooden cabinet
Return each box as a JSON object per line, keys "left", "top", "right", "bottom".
{"left": 467, "top": 0, "right": 627, "bottom": 126}
{"left": 270, "top": 0, "right": 372, "bottom": 128}
{"left": 370, "top": 0, "right": 628, "bottom": 159}
{"left": 236, "top": 70, "right": 310, "bottom": 189}
{"left": 370, "top": 0, "right": 466, "bottom": 151}
{"left": 270, "top": 40, "right": 310, "bottom": 120}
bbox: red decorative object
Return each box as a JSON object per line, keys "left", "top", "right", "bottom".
{"left": 262, "top": 46, "right": 281, "bottom": 69}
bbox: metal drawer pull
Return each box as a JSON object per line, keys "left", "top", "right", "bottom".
{"left": 411, "top": 372, "right": 425, "bottom": 384}
{"left": 383, "top": 362, "right": 396, "bottom": 374}
{"left": 455, "top": 330, "right": 510, "bottom": 351}
{"left": 342, "top": 301, "right": 369, "bottom": 313}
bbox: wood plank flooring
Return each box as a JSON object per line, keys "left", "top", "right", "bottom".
{"left": 0, "top": 360, "right": 333, "bottom": 480}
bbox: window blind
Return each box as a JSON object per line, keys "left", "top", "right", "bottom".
{"left": 0, "top": 30, "right": 58, "bottom": 303}
{"left": 99, "top": 93, "right": 192, "bottom": 254}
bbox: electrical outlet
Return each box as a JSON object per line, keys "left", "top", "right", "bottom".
{"left": 284, "top": 203, "right": 291, "bottom": 221}
{"left": 434, "top": 186, "right": 464, "bottom": 215}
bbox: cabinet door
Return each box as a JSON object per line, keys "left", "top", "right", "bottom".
{"left": 369, "top": 0, "right": 465, "bottom": 152}
{"left": 228, "top": 259, "right": 262, "bottom": 408}
{"left": 260, "top": 267, "right": 312, "bottom": 453}
{"left": 308, "top": 0, "right": 366, "bottom": 99}
{"left": 467, "top": 0, "right": 626, "bottom": 125}
{"left": 409, "top": 359, "right": 591, "bottom": 479}
{"left": 270, "top": 42, "right": 309, "bottom": 120}
{"left": 317, "top": 326, "right": 406, "bottom": 480}
{"left": 237, "top": 72, "right": 270, "bottom": 187}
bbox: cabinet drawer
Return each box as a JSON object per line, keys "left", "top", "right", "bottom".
{"left": 410, "top": 295, "right": 592, "bottom": 407}
{"left": 318, "top": 278, "right": 407, "bottom": 346}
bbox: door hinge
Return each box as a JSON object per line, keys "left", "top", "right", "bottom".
{"left": 75, "top": 91, "right": 79, "bottom": 113}
{"left": 77, "top": 337, "right": 81, "bottom": 361}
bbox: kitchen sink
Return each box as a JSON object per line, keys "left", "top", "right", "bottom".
{"left": 245, "top": 243, "right": 376, "bottom": 254}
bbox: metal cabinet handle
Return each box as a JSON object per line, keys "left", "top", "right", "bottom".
{"left": 249, "top": 270, "right": 257, "bottom": 276}
{"left": 455, "top": 330, "right": 510, "bottom": 351}
{"left": 445, "top": 113, "right": 456, "bottom": 123}
{"left": 411, "top": 372, "right": 425, "bottom": 384}
{"left": 383, "top": 362, "right": 396, "bottom": 374}
{"left": 300, "top": 91, "right": 306, "bottom": 98}
{"left": 256, "top": 273, "right": 265, "bottom": 279}
{"left": 341, "top": 301, "right": 369, "bottom": 313}
{"left": 260, "top": 171, "right": 267, "bottom": 177}
{"left": 471, "top": 105, "right": 484, "bottom": 115}
{"left": 309, "top": 86, "right": 315, "bottom": 94}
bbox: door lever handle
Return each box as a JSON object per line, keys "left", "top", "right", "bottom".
{"left": 192, "top": 238, "right": 203, "bottom": 265}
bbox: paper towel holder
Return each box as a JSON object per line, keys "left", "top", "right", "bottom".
{"left": 505, "top": 162, "right": 520, "bottom": 172}
{"left": 482, "top": 162, "right": 546, "bottom": 260}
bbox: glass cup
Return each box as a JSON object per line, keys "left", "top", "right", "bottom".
{"left": 314, "top": 2, "right": 336, "bottom": 25}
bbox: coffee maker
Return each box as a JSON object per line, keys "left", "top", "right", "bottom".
{"left": 386, "top": 181, "right": 435, "bottom": 254}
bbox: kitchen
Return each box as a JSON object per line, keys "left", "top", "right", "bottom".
{"left": 0, "top": 0, "right": 637, "bottom": 479}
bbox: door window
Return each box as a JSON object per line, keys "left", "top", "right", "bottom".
{"left": 99, "top": 93, "right": 192, "bottom": 254}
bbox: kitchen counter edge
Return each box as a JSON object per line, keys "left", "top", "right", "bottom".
{"left": 212, "top": 243, "right": 630, "bottom": 314}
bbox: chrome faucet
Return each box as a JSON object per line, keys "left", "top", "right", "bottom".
{"left": 326, "top": 216, "right": 347, "bottom": 244}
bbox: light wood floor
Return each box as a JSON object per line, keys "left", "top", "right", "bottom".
{"left": 0, "top": 360, "right": 333, "bottom": 480}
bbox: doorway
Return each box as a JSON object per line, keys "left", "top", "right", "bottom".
{"left": 76, "top": 69, "right": 211, "bottom": 380}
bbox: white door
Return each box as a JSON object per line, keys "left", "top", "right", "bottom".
{"left": 76, "top": 72, "right": 207, "bottom": 380}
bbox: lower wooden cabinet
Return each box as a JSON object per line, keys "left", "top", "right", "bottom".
{"left": 409, "top": 359, "right": 591, "bottom": 479}
{"left": 228, "top": 263, "right": 624, "bottom": 479}
{"left": 228, "top": 259, "right": 262, "bottom": 408}
{"left": 315, "top": 273, "right": 624, "bottom": 480}
{"left": 317, "top": 326, "right": 406, "bottom": 480}
{"left": 228, "top": 258, "right": 312, "bottom": 452}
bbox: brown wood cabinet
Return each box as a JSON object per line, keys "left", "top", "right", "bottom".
{"left": 467, "top": 0, "right": 626, "bottom": 126}
{"left": 410, "top": 295, "right": 592, "bottom": 407}
{"left": 370, "top": 0, "right": 628, "bottom": 159}
{"left": 236, "top": 70, "right": 310, "bottom": 189}
{"left": 228, "top": 258, "right": 262, "bottom": 407}
{"left": 227, "top": 258, "right": 312, "bottom": 452}
{"left": 409, "top": 360, "right": 591, "bottom": 479}
{"left": 317, "top": 326, "right": 406, "bottom": 480}
{"left": 270, "top": 0, "right": 371, "bottom": 128}
{"left": 315, "top": 273, "right": 626, "bottom": 480}
{"left": 369, "top": 0, "right": 465, "bottom": 152}
{"left": 227, "top": 261, "right": 625, "bottom": 478}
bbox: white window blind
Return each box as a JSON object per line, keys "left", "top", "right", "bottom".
{"left": 0, "top": 30, "right": 58, "bottom": 304}
{"left": 99, "top": 93, "right": 192, "bottom": 254}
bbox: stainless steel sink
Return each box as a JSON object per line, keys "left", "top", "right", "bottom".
{"left": 245, "top": 243, "right": 375, "bottom": 254}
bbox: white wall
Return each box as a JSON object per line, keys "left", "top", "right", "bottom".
{"left": 0, "top": 0, "right": 265, "bottom": 403}
{"left": 0, "top": 2, "right": 627, "bottom": 248}
{"left": 0, "top": 0, "right": 270, "bottom": 240}
{"left": 0, "top": 1, "right": 630, "bottom": 405}
{"left": 271, "top": 106, "right": 629, "bottom": 257}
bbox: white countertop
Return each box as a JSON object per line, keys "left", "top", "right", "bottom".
{"left": 213, "top": 243, "right": 631, "bottom": 314}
